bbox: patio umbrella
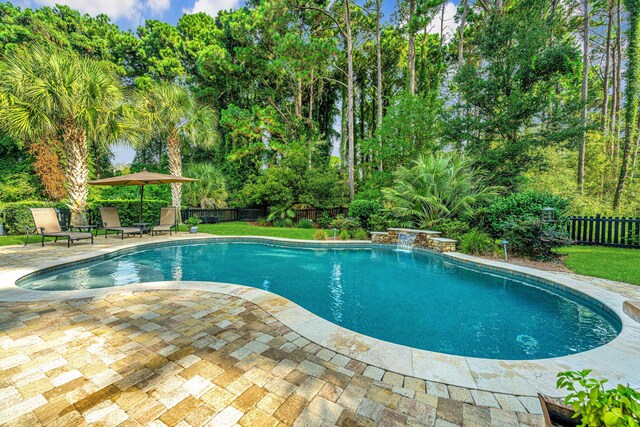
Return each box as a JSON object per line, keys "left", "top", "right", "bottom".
{"left": 89, "top": 169, "right": 196, "bottom": 223}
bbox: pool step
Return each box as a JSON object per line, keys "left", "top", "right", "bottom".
{"left": 623, "top": 300, "right": 640, "bottom": 324}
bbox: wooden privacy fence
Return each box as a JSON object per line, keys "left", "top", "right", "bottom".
{"left": 181, "top": 207, "right": 348, "bottom": 224}
{"left": 568, "top": 215, "right": 640, "bottom": 248}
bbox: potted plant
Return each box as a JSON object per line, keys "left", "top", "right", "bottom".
{"left": 185, "top": 216, "right": 201, "bottom": 233}
{"left": 539, "top": 370, "right": 640, "bottom": 427}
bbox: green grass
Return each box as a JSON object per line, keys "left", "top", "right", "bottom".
{"left": 179, "top": 221, "right": 319, "bottom": 240}
{"left": 559, "top": 245, "right": 640, "bottom": 285}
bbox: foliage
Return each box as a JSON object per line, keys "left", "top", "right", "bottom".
{"left": 316, "top": 211, "right": 334, "bottom": 229}
{"left": 0, "top": 200, "right": 69, "bottom": 235}
{"left": 423, "top": 219, "right": 470, "bottom": 242}
{"left": 183, "top": 163, "right": 228, "bottom": 208}
{"left": 557, "top": 370, "right": 640, "bottom": 427}
{"left": 383, "top": 153, "right": 501, "bottom": 227}
{"left": 331, "top": 215, "right": 361, "bottom": 231}
{"left": 352, "top": 229, "right": 369, "bottom": 240}
{"left": 28, "top": 139, "right": 67, "bottom": 201}
{"left": 459, "top": 229, "right": 496, "bottom": 256}
{"left": 313, "top": 230, "right": 327, "bottom": 240}
{"left": 185, "top": 216, "right": 201, "bottom": 226}
{"left": 255, "top": 217, "right": 270, "bottom": 227}
{"left": 296, "top": 219, "right": 314, "bottom": 229}
{"left": 87, "top": 199, "right": 166, "bottom": 227}
{"left": 0, "top": 173, "right": 39, "bottom": 204}
{"left": 267, "top": 205, "right": 296, "bottom": 227}
{"left": 339, "top": 230, "right": 350, "bottom": 240}
{"left": 501, "top": 218, "right": 569, "bottom": 260}
{"left": 484, "top": 190, "right": 570, "bottom": 235}
{"left": 348, "top": 199, "right": 382, "bottom": 231}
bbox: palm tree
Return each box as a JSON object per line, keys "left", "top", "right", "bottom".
{"left": 382, "top": 153, "right": 501, "bottom": 227}
{"left": 138, "top": 82, "right": 218, "bottom": 210}
{"left": 183, "top": 163, "right": 228, "bottom": 208}
{"left": 0, "top": 45, "right": 132, "bottom": 225}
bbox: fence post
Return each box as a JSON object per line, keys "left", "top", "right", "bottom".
{"left": 594, "top": 214, "right": 601, "bottom": 246}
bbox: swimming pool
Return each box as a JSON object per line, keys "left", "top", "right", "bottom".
{"left": 18, "top": 240, "right": 621, "bottom": 360}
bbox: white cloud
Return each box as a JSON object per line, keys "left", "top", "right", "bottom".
{"left": 426, "top": 1, "right": 458, "bottom": 42}
{"left": 146, "top": 0, "right": 171, "bottom": 14}
{"left": 31, "top": 0, "right": 144, "bottom": 21}
{"left": 183, "top": 0, "right": 241, "bottom": 17}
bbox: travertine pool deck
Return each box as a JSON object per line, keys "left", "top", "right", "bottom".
{"left": 0, "top": 234, "right": 639, "bottom": 426}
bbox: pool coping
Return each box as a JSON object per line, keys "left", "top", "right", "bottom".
{"left": 1, "top": 235, "right": 639, "bottom": 398}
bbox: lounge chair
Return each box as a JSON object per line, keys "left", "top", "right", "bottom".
{"left": 98, "top": 207, "right": 142, "bottom": 239}
{"left": 152, "top": 207, "right": 177, "bottom": 236}
{"left": 26, "top": 208, "right": 94, "bottom": 247}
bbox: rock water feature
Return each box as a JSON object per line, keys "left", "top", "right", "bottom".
{"left": 396, "top": 231, "right": 418, "bottom": 251}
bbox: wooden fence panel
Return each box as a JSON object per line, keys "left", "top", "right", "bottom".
{"left": 568, "top": 215, "right": 640, "bottom": 248}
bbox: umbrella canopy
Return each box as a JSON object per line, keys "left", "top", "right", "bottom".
{"left": 89, "top": 169, "right": 196, "bottom": 223}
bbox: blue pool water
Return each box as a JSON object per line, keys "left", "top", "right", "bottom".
{"left": 19, "top": 241, "right": 621, "bottom": 359}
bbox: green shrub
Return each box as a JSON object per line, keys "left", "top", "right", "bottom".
{"left": 426, "top": 218, "right": 470, "bottom": 241}
{"left": 484, "top": 190, "right": 570, "bottom": 235}
{"left": 185, "top": 216, "right": 201, "bottom": 226}
{"left": 557, "top": 370, "right": 640, "bottom": 426}
{"left": 339, "top": 229, "right": 350, "bottom": 240}
{"left": 368, "top": 212, "right": 412, "bottom": 231}
{"left": 352, "top": 229, "right": 369, "bottom": 240}
{"left": 316, "top": 211, "right": 333, "bottom": 229}
{"left": 459, "top": 229, "right": 496, "bottom": 255}
{"left": 255, "top": 217, "right": 270, "bottom": 226}
{"left": 267, "top": 205, "right": 295, "bottom": 227}
{"left": 501, "top": 218, "right": 569, "bottom": 260}
{"left": 313, "top": 230, "right": 327, "bottom": 240}
{"left": 297, "top": 219, "right": 314, "bottom": 229}
{"left": 348, "top": 199, "right": 382, "bottom": 230}
{"left": 87, "top": 199, "right": 166, "bottom": 226}
{"left": 0, "top": 200, "right": 69, "bottom": 235}
{"left": 331, "top": 215, "right": 361, "bottom": 231}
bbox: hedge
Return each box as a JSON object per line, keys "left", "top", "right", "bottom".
{"left": 87, "top": 199, "right": 168, "bottom": 226}
{"left": 0, "top": 199, "right": 171, "bottom": 235}
{"left": 0, "top": 200, "right": 69, "bottom": 235}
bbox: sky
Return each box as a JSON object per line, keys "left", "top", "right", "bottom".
{"left": 10, "top": 0, "right": 459, "bottom": 164}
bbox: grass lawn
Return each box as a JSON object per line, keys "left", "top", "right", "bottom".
{"left": 559, "top": 245, "right": 640, "bottom": 286}
{"left": 179, "top": 221, "right": 319, "bottom": 240}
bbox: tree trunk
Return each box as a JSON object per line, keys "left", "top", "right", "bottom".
{"left": 346, "top": 0, "right": 355, "bottom": 200}
{"left": 613, "top": 0, "right": 640, "bottom": 210}
{"left": 408, "top": 0, "right": 416, "bottom": 95}
{"left": 439, "top": 1, "right": 446, "bottom": 57}
{"left": 376, "top": 0, "right": 383, "bottom": 171}
{"left": 296, "top": 76, "right": 303, "bottom": 118}
{"left": 615, "top": 0, "right": 623, "bottom": 139}
{"left": 63, "top": 123, "right": 89, "bottom": 226}
{"left": 602, "top": 0, "right": 613, "bottom": 132}
{"left": 167, "top": 129, "right": 183, "bottom": 210}
{"left": 578, "top": 0, "right": 589, "bottom": 193}
{"left": 458, "top": 0, "right": 468, "bottom": 65}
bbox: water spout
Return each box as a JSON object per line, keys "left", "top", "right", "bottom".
{"left": 397, "top": 231, "right": 418, "bottom": 251}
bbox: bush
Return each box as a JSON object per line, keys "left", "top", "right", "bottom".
{"left": 316, "top": 211, "right": 333, "bottom": 229}
{"left": 426, "top": 218, "right": 470, "bottom": 242}
{"left": 484, "top": 190, "right": 570, "bottom": 235}
{"left": 557, "top": 370, "right": 640, "bottom": 426}
{"left": 185, "top": 217, "right": 201, "bottom": 226}
{"left": 339, "top": 229, "right": 350, "bottom": 240}
{"left": 459, "top": 229, "right": 496, "bottom": 255}
{"left": 313, "top": 230, "right": 327, "bottom": 240}
{"left": 1, "top": 200, "right": 69, "bottom": 235}
{"left": 331, "top": 215, "right": 361, "bottom": 231}
{"left": 501, "top": 218, "right": 569, "bottom": 260}
{"left": 297, "top": 219, "right": 314, "bottom": 229}
{"left": 272, "top": 219, "right": 289, "bottom": 228}
{"left": 352, "top": 229, "right": 369, "bottom": 240}
{"left": 348, "top": 199, "right": 382, "bottom": 230}
{"left": 255, "top": 217, "right": 271, "bottom": 227}
{"left": 368, "top": 212, "right": 412, "bottom": 231}
{"left": 87, "top": 199, "right": 166, "bottom": 226}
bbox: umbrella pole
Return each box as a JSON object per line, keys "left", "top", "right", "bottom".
{"left": 139, "top": 185, "right": 144, "bottom": 223}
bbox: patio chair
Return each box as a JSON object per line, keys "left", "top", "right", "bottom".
{"left": 26, "top": 208, "right": 94, "bottom": 247}
{"left": 98, "top": 207, "right": 142, "bottom": 239}
{"left": 152, "top": 207, "right": 177, "bottom": 236}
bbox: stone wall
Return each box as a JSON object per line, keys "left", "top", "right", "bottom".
{"left": 370, "top": 229, "right": 457, "bottom": 253}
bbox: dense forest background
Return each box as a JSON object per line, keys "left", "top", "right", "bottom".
{"left": 1, "top": 0, "right": 639, "bottom": 216}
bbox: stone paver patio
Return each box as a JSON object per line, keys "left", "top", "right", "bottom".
{"left": 1, "top": 235, "right": 639, "bottom": 426}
